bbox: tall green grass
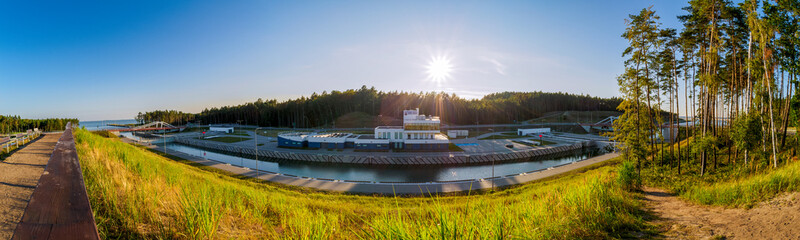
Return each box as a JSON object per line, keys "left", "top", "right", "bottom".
{"left": 682, "top": 157, "right": 800, "bottom": 208}
{"left": 638, "top": 137, "right": 799, "bottom": 208}
{"left": 74, "top": 128, "right": 644, "bottom": 239}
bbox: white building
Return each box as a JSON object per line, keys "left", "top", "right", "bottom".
{"left": 517, "top": 128, "right": 550, "bottom": 136}
{"left": 209, "top": 127, "right": 234, "bottom": 133}
{"left": 279, "top": 109, "right": 449, "bottom": 151}
{"left": 372, "top": 108, "right": 449, "bottom": 150}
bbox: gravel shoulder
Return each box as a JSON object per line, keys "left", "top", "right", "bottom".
{"left": 0, "top": 134, "right": 59, "bottom": 239}
{"left": 644, "top": 186, "right": 800, "bottom": 239}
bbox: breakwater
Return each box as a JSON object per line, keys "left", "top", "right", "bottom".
{"left": 174, "top": 137, "right": 592, "bottom": 165}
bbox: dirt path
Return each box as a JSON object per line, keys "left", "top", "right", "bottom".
{"left": 0, "top": 134, "right": 59, "bottom": 239}
{"left": 643, "top": 186, "right": 800, "bottom": 239}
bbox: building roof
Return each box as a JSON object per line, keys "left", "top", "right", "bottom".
{"left": 307, "top": 132, "right": 352, "bottom": 138}
{"left": 278, "top": 132, "right": 311, "bottom": 137}
{"left": 277, "top": 132, "right": 311, "bottom": 142}
{"left": 357, "top": 135, "right": 376, "bottom": 139}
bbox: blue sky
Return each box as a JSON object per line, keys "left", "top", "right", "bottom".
{"left": 1, "top": 1, "right": 689, "bottom": 121}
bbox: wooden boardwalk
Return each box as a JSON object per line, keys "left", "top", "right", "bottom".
{"left": 0, "top": 134, "right": 58, "bottom": 239}
{"left": 12, "top": 123, "right": 100, "bottom": 240}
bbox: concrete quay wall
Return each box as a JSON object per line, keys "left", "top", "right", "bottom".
{"left": 174, "top": 137, "right": 591, "bottom": 165}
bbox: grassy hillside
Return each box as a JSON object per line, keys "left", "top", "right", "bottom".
{"left": 641, "top": 137, "right": 800, "bottom": 208}
{"left": 682, "top": 155, "right": 800, "bottom": 208}
{"left": 75, "top": 129, "right": 645, "bottom": 239}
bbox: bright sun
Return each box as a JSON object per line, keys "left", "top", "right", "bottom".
{"left": 425, "top": 55, "right": 453, "bottom": 83}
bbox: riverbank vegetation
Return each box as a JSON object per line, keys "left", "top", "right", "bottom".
{"left": 614, "top": 0, "right": 799, "bottom": 209}
{"left": 75, "top": 128, "right": 647, "bottom": 239}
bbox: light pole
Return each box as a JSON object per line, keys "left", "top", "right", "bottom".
{"left": 255, "top": 127, "right": 262, "bottom": 178}
{"left": 236, "top": 120, "right": 244, "bottom": 146}
{"left": 491, "top": 157, "right": 495, "bottom": 191}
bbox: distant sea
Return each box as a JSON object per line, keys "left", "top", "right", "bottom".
{"left": 79, "top": 119, "right": 138, "bottom": 131}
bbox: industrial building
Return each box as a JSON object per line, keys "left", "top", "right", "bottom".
{"left": 278, "top": 109, "right": 449, "bottom": 151}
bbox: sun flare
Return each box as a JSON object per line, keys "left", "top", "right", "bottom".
{"left": 425, "top": 55, "right": 453, "bottom": 83}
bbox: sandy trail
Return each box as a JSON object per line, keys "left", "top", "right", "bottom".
{"left": 0, "top": 134, "right": 59, "bottom": 239}
{"left": 643, "top": 186, "right": 800, "bottom": 239}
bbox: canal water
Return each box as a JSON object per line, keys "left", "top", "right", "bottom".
{"left": 79, "top": 119, "right": 138, "bottom": 131}
{"left": 86, "top": 119, "right": 608, "bottom": 182}
{"left": 163, "top": 143, "right": 606, "bottom": 182}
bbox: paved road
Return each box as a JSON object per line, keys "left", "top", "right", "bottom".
{"left": 0, "top": 134, "right": 59, "bottom": 239}
{"left": 135, "top": 137, "right": 619, "bottom": 194}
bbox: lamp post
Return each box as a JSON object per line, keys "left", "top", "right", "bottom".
{"left": 255, "top": 127, "right": 262, "bottom": 178}
{"left": 201, "top": 131, "right": 207, "bottom": 159}
{"left": 491, "top": 157, "right": 495, "bottom": 191}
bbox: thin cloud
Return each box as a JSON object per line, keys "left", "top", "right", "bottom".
{"left": 485, "top": 57, "right": 507, "bottom": 75}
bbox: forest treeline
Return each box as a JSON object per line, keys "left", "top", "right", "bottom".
{"left": 0, "top": 115, "right": 79, "bottom": 134}
{"left": 136, "top": 87, "right": 622, "bottom": 127}
{"left": 613, "top": 0, "right": 799, "bottom": 178}
{"left": 135, "top": 110, "right": 196, "bottom": 126}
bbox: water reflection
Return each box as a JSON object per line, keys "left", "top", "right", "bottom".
{"left": 165, "top": 143, "right": 604, "bottom": 182}
{"left": 79, "top": 119, "right": 138, "bottom": 131}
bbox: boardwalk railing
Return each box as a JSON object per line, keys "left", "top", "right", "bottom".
{"left": 12, "top": 123, "right": 100, "bottom": 240}
{"left": 2, "top": 132, "right": 42, "bottom": 157}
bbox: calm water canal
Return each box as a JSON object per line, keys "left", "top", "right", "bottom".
{"left": 79, "top": 119, "right": 138, "bottom": 131}
{"left": 164, "top": 143, "right": 606, "bottom": 182}
{"left": 81, "top": 119, "right": 607, "bottom": 182}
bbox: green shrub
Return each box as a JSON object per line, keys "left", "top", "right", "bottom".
{"left": 617, "top": 161, "right": 640, "bottom": 191}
